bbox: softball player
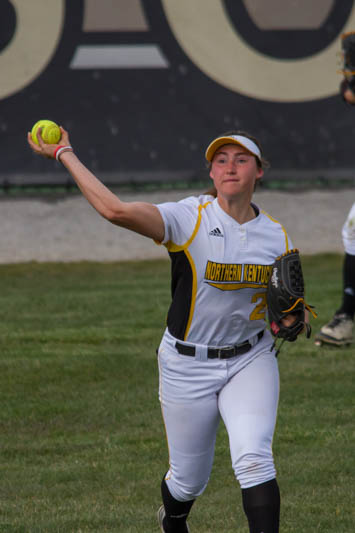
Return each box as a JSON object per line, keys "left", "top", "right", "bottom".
{"left": 316, "top": 202, "right": 355, "bottom": 346}
{"left": 28, "top": 127, "right": 301, "bottom": 533}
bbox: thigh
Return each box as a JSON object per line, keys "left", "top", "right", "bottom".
{"left": 162, "top": 397, "right": 220, "bottom": 492}
{"left": 158, "top": 346, "right": 221, "bottom": 498}
{"left": 218, "top": 351, "right": 279, "bottom": 465}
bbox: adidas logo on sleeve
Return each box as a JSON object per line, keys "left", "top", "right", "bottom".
{"left": 209, "top": 227, "right": 224, "bottom": 237}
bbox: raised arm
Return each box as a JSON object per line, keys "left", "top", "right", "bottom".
{"left": 27, "top": 127, "right": 165, "bottom": 242}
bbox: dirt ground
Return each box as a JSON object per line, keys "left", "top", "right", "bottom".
{"left": 0, "top": 188, "right": 354, "bottom": 263}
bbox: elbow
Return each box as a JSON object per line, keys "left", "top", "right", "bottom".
{"left": 101, "top": 205, "right": 130, "bottom": 227}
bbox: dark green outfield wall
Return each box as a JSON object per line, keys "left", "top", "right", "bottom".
{"left": 1, "top": 0, "right": 355, "bottom": 186}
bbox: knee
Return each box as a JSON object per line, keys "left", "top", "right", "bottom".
{"left": 233, "top": 452, "right": 276, "bottom": 489}
{"left": 165, "top": 474, "right": 208, "bottom": 501}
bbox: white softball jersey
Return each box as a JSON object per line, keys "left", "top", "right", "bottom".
{"left": 156, "top": 195, "right": 292, "bottom": 347}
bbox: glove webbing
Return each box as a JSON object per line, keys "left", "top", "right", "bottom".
{"left": 282, "top": 298, "right": 318, "bottom": 318}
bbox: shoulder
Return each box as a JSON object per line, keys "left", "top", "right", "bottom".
{"left": 259, "top": 208, "right": 287, "bottom": 229}
{"left": 257, "top": 208, "right": 292, "bottom": 253}
{"left": 156, "top": 194, "right": 213, "bottom": 214}
{"left": 177, "top": 194, "right": 214, "bottom": 208}
{"left": 155, "top": 194, "right": 214, "bottom": 245}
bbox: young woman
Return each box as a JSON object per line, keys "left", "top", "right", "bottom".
{"left": 28, "top": 128, "right": 303, "bottom": 533}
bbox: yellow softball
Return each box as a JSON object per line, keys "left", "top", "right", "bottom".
{"left": 31, "top": 119, "right": 61, "bottom": 145}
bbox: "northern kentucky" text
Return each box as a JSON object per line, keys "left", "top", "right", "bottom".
{"left": 204, "top": 261, "right": 272, "bottom": 284}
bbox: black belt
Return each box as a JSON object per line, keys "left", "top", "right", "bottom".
{"left": 175, "top": 330, "right": 264, "bottom": 359}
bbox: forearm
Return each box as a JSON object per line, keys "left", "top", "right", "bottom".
{"left": 59, "top": 151, "right": 124, "bottom": 222}
{"left": 59, "top": 151, "right": 165, "bottom": 240}
{"left": 27, "top": 126, "right": 165, "bottom": 240}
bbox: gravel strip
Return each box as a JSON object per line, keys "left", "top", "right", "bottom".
{"left": 0, "top": 188, "right": 353, "bottom": 263}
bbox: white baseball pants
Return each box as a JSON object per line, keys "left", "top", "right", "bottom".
{"left": 157, "top": 329, "right": 279, "bottom": 502}
{"left": 342, "top": 202, "right": 355, "bottom": 255}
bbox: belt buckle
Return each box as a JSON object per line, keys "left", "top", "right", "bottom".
{"left": 217, "top": 345, "right": 236, "bottom": 359}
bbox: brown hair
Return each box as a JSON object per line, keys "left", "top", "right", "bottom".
{"left": 204, "top": 130, "right": 270, "bottom": 197}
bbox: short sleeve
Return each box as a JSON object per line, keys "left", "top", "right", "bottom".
{"left": 156, "top": 195, "right": 212, "bottom": 247}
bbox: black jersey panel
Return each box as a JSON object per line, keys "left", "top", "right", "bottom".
{"left": 167, "top": 250, "right": 193, "bottom": 341}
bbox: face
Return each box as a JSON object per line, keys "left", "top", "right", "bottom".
{"left": 209, "top": 144, "right": 263, "bottom": 197}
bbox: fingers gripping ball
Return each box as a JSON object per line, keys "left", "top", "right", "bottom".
{"left": 31, "top": 120, "right": 61, "bottom": 145}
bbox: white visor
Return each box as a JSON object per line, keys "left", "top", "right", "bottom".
{"left": 205, "top": 134, "right": 261, "bottom": 163}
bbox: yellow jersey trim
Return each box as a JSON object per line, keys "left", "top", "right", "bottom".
{"left": 261, "top": 210, "right": 289, "bottom": 251}
{"left": 183, "top": 249, "right": 198, "bottom": 340}
{"left": 165, "top": 201, "right": 211, "bottom": 252}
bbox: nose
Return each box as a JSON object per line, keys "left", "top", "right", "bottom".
{"left": 226, "top": 160, "right": 237, "bottom": 173}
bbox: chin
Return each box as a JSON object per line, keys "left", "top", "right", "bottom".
{"left": 222, "top": 182, "right": 244, "bottom": 193}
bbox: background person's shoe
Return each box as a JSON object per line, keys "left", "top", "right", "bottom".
{"left": 315, "top": 312, "right": 353, "bottom": 346}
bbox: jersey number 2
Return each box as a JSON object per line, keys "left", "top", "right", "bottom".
{"left": 250, "top": 292, "right": 267, "bottom": 321}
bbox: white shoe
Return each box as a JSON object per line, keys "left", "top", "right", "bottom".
{"left": 319, "top": 313, "right": 353, "bottom": 345}
{"left": 157, "top": 505, "right": 166, "bottom": 532}
{"left": 157, "top": 505, "right": 190, "bottom": 532}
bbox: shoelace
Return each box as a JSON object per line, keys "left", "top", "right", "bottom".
{"left": 327, "top": 314, "right": 350, "bottom": 328}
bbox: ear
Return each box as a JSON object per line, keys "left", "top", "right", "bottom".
{"left": 255, "top": 167, "right": 264, "bottom": 181}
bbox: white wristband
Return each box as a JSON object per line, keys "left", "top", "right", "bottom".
{"left": 55, "top": 145, "right": 73, "bottom": 161}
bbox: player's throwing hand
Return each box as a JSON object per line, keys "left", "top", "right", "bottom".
{"left": 27, "top": 125, "right": 73, "bottom": 161}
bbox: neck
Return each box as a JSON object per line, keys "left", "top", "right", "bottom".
{"left": 217, "top": 195, "right": 256, "bottom": 224}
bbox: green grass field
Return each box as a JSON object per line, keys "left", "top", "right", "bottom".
{"left": 0, "top": 255, "right": 353, "bottom": 532}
